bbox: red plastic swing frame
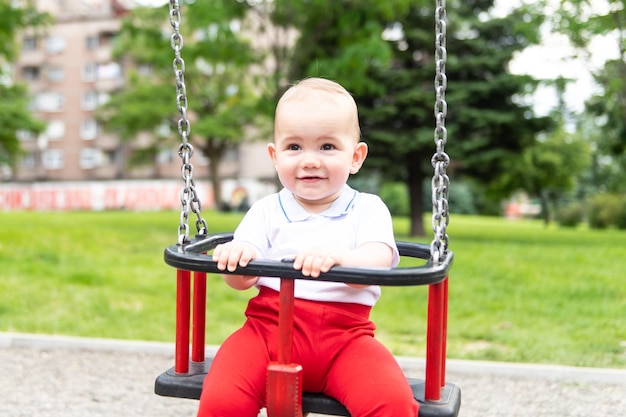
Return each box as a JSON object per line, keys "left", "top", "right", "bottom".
{"left": 172, "top": 268, "right": 450, "bottom": 412}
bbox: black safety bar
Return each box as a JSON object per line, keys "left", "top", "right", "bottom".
{"left": 164, "top": 233, "right": 453, "bottom": 286}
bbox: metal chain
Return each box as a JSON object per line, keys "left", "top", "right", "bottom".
{"left": 169, "top": 0, "right": 207, "bottom": 244}
{"left": 431, "top": 0, "right": 450, "bottom": 263}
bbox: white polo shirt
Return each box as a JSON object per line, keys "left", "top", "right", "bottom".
{"left": 231, "top": 185, "right": 399, "bottom": 306}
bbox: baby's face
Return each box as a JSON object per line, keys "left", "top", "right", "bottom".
{"left": 268, "top": 91, "right": 366, "bottom": 212}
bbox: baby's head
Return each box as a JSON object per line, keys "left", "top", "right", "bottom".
{"left": 274, "top": 78, "right": 361, "bottom": 143}
{"left": 269, "top": 78, "right": 368, "bottom": 211}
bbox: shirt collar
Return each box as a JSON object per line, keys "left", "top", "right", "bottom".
{"left": 278, "top": 185, "right": 358, "bottom": 222}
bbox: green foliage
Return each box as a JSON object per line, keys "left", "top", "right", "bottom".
{"left": 0, "top": 0, "right": 51, "bottom": 61}
{"left": 0, "top": 84, "right": 45, "bottom": 165}
{"left": 98, "top": 1, "right": 262, "bottom": 204}
{"left": 273, "top": 0, "right": 551, "bottom": 235}
{"left": 274, "top": 0, "right": 409, "bottom": 95}
{"left": 97, "top": 72, "right": 172, "bottom": 141}
{"left": 530, "top": 129, "right": 590, "bottom": 192}
{"left": 377, "top": 179, "right": 478, "bottom": 217}
{"left": 379, "top": 182, "right": 409, "bottom": 216}
{"left": 493, "top": 123, "right": 591, "bottom": 225}
{"left": 616, "top": 200, "right": 626, "bottom": 230}
{"left": 0, "top": 1, "right": 50, "bottom": 166}
{"left": 552, "top": 0, "right": 625, "bottom": 48}
{"left": 586, "top": 59, "right": 626, "bottom": 167}
{"left": 552, "top": 0, "right": 626, "bottom": 192}
{"left": 448, "top": 181, "right": 479, "bottom": 215}
{"left": 420, "top": 179, "right": 478, "bottom": 215}
{"left": 587, "top": 193, "right": 626, "bottom": 229}
{"left": 556, "top": 203, "right": 585, "bottom": 228}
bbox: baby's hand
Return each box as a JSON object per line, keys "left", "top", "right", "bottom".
{"left": 213, "top": 241, "right": 258, "bottom": 272}
{"left": 293, "top": 250, "right": 342, "bottom": 278}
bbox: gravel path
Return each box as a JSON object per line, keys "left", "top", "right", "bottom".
{"left": 1, "top": 333, "right": 625, "bottom": 417}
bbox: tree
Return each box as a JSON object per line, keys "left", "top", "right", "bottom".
{"left": 0, "top": 0, "right": 49, "bottom": 61}
{"left": 505, "top": 126, "right": 591, "bottom": 225}
{"left": 0, "top": 0, "right": 50, "bottom": 171}
{"left": 585, "top": 59, "right": 626, "bottom": 192}
{"left": 552, "top": 0, "right": 626, "bottom": 192}
{"left": 274, "top": 0, "right": 552, "bottom": 236}
{"left": 98, "top": 2, "right": 260, "bottom": 207}
{"left": 497, "top": 77, "right": 592, "bottom": 225}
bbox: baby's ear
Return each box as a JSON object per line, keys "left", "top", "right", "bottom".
{"left": 267, "top": 142, "right": 277, "bottom": 164}
{"left": 350, "top": 142, "right": 368, "bottom": 174}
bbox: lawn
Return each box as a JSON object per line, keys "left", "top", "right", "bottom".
{"left": 0, "top": 210, "right": 624, "bottom": 368}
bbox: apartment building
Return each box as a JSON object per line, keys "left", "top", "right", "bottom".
{"left": 10, "top": 0, "right": 274, "bottom": 200}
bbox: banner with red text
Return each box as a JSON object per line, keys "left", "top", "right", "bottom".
{"left": 0, "top": 181, "right": 213, "bottom": 211}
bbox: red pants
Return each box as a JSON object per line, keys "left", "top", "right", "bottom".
{"left": 197, "top": 287, "right": 419, "bottom": 417}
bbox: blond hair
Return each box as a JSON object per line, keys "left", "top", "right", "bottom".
{"left": 275, "top": 78, "right": 361, "bottom": 140}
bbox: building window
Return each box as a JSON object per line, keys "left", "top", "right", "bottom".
{"left": 98, "top": 92, "right": 110, "bottom": 106}
{"left": 222, "top": 148, "right": 238, "bottom": 162}
{"left": 21, "top": 66, "right": 40, "bottom": 81}
{"left": 97, "top": 62, "right": 122, "bottom": 80}
{"left": 82, "top": 91, "right": 98, "bottom": 110}
{"left": 83, "top": 91, "right": 109, "bottom": 109}
{"left": 86, "top": 35, "right": 99, "bottom": 50}
{"left": 45, "top": 120, "right": 65, "bottom": 141}
{"left": 16, "top": 129, "right": 35, "bottom": 141}
{"left": 47, "top": 66, "right": 64, "bottom": 83}
{"left": 83, "top": 62, "right": 98, "bottom": 82}
{"left": 22, "top": 35, "right": 39, "bottom": 51}
{"left": 44, "top": 36, "right": 66, "bottom": 55}
{"left": 42, "top": 149, "right": 64, "bottom": 170}
{"left": 196, "top": 149, "right": 210, "bottom": 166}
{"left": 21, "top": 152, "right": 37, "bottom": 169}
{"left": 155, "top": 121, "right": 170, "bottom": 137}
{"left": 35, "top": 92, "right": 64, "bottom": 112}
{"left": 104, "top": 150, "right": 116, "bottom": 165}
{"left": 99, "top": 31, "right": 116, "bottom": 46}
{"left": 80, "top": 148, "right": 102, "bottom": 169}
{"left": 157, "top": 148, "right": 174, "bottom": 164}
{"left": 81, "top": 119, "right": 98, "bottom": 140}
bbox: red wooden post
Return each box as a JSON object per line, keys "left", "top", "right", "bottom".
{"left": 175, "top": 269, "right": 191, "bottom": 374}
{"left": 266, "top": 278, "right": 303, "bottom": 417}
{"left": 192, "top": 271, "right": 207, "bottom": 363}
{"left": 425, "top": 279, "right": 446, "bottom": 401}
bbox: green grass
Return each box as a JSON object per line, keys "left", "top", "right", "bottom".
{"left": 1, "top": 211, "right": 625, "bottom": 368}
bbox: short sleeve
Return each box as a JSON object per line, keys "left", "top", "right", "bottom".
{"left": 354, "top": 194, "right": 400, "bottom": 267}
{"left": 231, "top": 197, "right": 270, "bottom": 258}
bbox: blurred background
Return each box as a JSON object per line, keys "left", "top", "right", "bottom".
{"left": 2, "top": 0, "right": 626, "bottom": 234}
{"left": 1, "top": 0, "right": 626, "bottom": 371}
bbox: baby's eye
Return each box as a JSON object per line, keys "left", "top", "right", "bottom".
{"left": 321, "top": 143, "right": 335, "bottom": 151}
{"left": 287, "top": 144, "right": 301, "bottom": 151}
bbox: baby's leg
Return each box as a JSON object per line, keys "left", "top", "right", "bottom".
{"left": 196, "top": 322, "right": 269, "bottom": 417}
{"left": 324, "top": 335, "right": 419, "bottom": 417}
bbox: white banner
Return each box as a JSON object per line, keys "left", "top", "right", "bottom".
{"left": 0, "top": 180, "right": 213, "bottom": 211}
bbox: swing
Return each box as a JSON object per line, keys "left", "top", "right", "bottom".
{"left": 155, "top": 1, "right": 461, "bottom": 416}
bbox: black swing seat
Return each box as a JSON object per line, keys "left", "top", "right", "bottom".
{"left": 157, "top": 234, "right": 460, "bottom": 416}
{"left": 155, "top": 360, "right": 461, "bottom": 417}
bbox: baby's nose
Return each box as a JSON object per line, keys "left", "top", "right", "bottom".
{"left": 300, "top": 152, "right": 321, "bottom": 168}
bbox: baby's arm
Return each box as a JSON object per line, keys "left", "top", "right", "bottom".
{"left": 293, "top": 241, "right": 393, "bottom": 286}
{"left": 213, "top": 241, "right": 260, "bottom": 290}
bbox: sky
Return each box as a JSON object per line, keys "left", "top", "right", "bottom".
{"left": 509, "top": 33, "right": 618, "bottom": 116}
{"left": 494, "top": 0, "right": 620, "bottom": 115}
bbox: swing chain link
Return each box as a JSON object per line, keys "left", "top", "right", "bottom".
{"left": 170, "top": 0, "right": 207, "bottom": 244}
{"left": 431, "top": 0, "right": 450, "bottom": 264}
